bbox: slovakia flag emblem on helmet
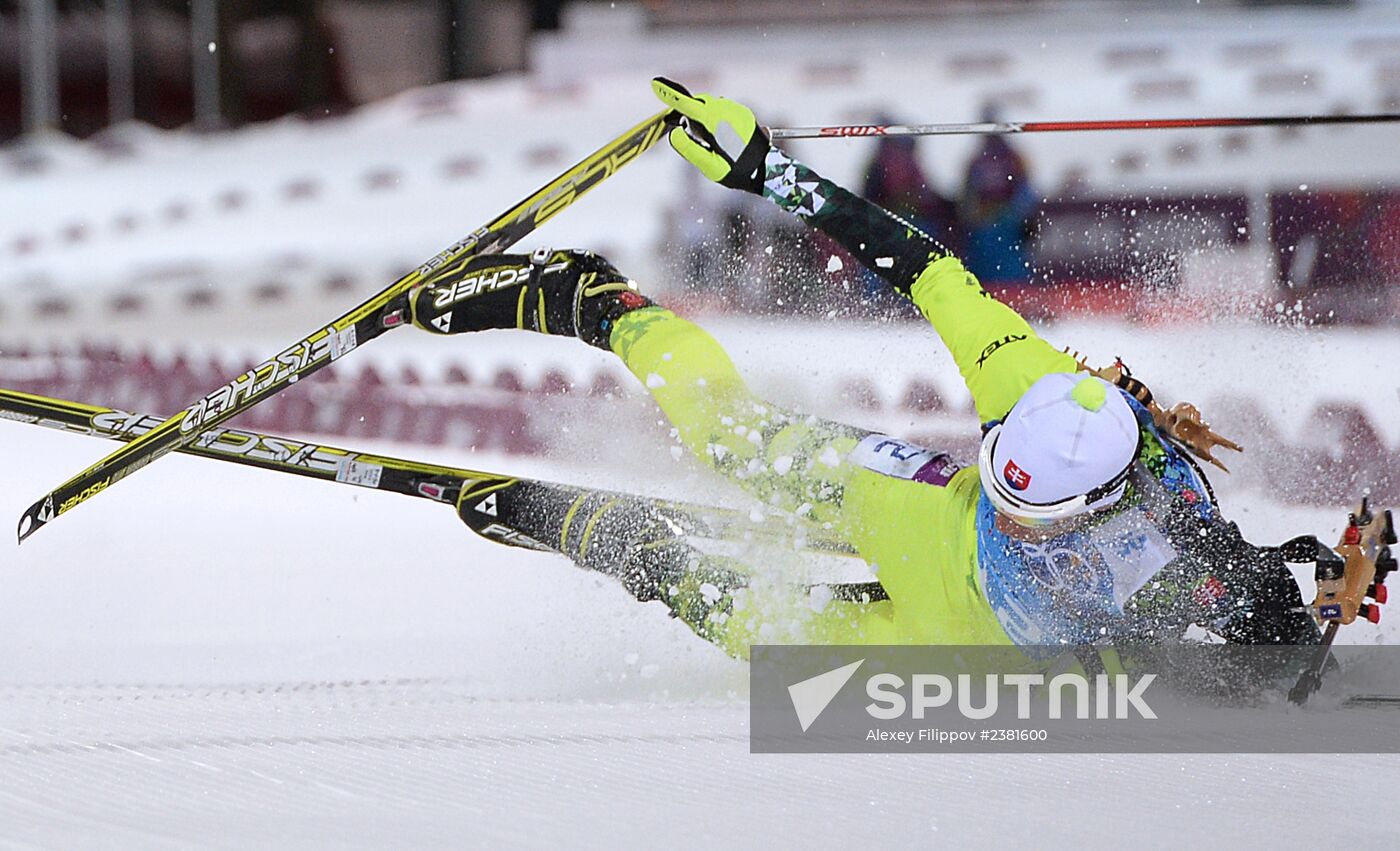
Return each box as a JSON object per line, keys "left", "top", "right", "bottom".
{"left": 1003, "top": 459, "right": 1031, "bottom": 491}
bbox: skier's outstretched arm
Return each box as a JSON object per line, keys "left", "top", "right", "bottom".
{"left": 652, "top": 78, "right": 1075, "bottom": 422}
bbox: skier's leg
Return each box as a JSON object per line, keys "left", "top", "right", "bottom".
{"left": 616, "top": 538, "right": 899, "bottom": 659}
{"left": 414, "top": 251, "right": 917, "bottom": 650}
{"left": 604, "top": 310, "right": 1005, "bottom": 648}
{"left": 607, "top": 307, "right": 868, "bottom": 525}
{"left": 410, "top": 249, "right": 869, "bottom": 526}
{"left": 455, "top": 476, "right": 891, "bottom": 659}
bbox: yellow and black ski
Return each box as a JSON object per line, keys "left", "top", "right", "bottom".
{"left": 16, "top": 111, "right": 672, "bottom": 544}
{"left": 0, "top": 387, "right": 859, "bottom": 566}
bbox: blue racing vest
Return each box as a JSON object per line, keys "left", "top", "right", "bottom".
{"left": 975, "top": 397, "right": 1217, "bottom": 651}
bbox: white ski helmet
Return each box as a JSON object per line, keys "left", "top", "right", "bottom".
{"left": 978, "top": 373, "right": 1142, "bottom": 525}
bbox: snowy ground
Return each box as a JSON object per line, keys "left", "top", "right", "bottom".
{"left": 2, "top": 421, "right": 1398, "bottom": 848}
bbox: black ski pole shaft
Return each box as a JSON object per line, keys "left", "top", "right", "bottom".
{"left": 1289, "top": 622, "right": 1339, "bottom": 706}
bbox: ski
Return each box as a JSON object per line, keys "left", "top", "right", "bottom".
{"left": 0, "top": 387, "right": 857, "bottom": 563}
{"left": 15, "top": 111, "right": 672, "bottom": 545}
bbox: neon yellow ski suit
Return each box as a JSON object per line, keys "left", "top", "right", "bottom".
{"left": 607, "top": 85, "right": 1271, "bottom": 655}
{"left": 609, "top": 253, "right": 1077, "bottom": 657}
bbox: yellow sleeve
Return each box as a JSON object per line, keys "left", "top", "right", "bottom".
{"left": 610, "top": 307, "right": 867, "bottom": 535}
{"left": 839, "top": 466, "right": 1013, "bottom": 645}
{"left": 908, "top": 256, "right": 1077, "bottom": 422}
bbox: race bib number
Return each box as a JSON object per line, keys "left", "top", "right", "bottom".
{"left": 849, "top": 434, "right": 959, "bottom": 486}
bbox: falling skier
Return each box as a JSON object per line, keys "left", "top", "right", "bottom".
{"left": 403, "top": 79, "right": 1322, "bottom": 657}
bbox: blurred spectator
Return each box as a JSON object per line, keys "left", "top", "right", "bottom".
{"left": 668, "top": 163, "right": 724, "bottom": 287}
{"left": 862, "top": 127, "right": 962, "bottom": 253}
{"left": 959, "top": 116, "right": 1038, "bottom": 286}
{"left": 665, "top": 166, "right": 785, "bottom": 312}
{"left": 711, "top": 187, "right": 812, "bottom": 312}
{"left": 667, "top": 126, "right": 834, "bottom": 314}
{"left": 1375, "top": 193, "right": 1400, "bottom": 285}
{"left": 859, "top": 125, "right": 961, "bottom": 303}
{"left": 1270, "top": 188, "right": 1400, "bottom": 323}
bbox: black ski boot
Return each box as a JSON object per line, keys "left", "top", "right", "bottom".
{"left": 409, "top": 248, "right": 653, "bottom": 349}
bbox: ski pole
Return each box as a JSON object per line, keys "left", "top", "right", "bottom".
{"left": 769, "top": 112, "right": 1400, "bottom": 139}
